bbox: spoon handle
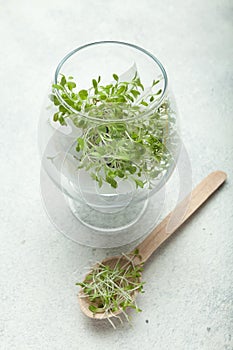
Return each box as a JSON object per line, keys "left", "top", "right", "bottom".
{"left": 136, "top": 171, "right": 227, "bottom": 263}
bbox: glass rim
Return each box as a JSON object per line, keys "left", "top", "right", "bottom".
{"left": 53, "top": 40, "right": 168, "bottom": 122}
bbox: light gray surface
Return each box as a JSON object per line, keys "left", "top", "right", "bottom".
{"left": 1, "top": 1, "right": 233, "bottom": 349}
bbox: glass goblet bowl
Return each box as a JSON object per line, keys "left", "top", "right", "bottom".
{"left": 38, "top": 41, "right": 180, "bottom": 247}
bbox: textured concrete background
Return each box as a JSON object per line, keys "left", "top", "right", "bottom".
{"left": 0, "top": 1, "right": 233, "bottom": 349}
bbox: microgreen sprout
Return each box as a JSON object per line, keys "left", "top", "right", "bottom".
{"left": 50, "top": 71, "right": 177, "bottom": 189}
{"left": 76, "top": 250, "right": 145, "bottom": 327}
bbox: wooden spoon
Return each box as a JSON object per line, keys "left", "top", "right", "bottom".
{"left": 78, "top": 171, "right": 227, "bottom": 319}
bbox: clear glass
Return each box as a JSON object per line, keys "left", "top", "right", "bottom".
{"left": 39, "top": 41, "right": 180, "bottom": 247}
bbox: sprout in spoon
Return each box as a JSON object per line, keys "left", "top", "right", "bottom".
{"left": 76, "top": 250, "right": 145, "bottom": 327}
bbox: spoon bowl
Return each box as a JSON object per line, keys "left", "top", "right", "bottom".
{"left": 78, "top": 254, "right": 142, "bottom": 319}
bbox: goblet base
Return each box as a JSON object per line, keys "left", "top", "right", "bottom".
{"left": 64, "top": 190, "right": 165, "bottom": 248}
{"left": 68, "top": 198, "right": 148, "bottom": 232}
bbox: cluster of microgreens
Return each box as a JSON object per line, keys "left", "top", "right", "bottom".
{"left": 50, "top": 71, "right": 175, "bottom": 189}
{"left": 76, "top": 249, "right": 144, "bottom": 328}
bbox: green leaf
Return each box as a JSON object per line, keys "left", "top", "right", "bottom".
{"left": 58, "top": 115, "right": 67, "bottom": 126}
{"left": 155, "top": 89, "right": 162, "bottom": 95}
{"left": 84, "top": 274, "right": 93, "bottom": 281}
{"left": 92, "top": 79, "right": 97, "bottom": 89}
{"left": 67, "top": 81, "right": 76, "bottom": 91}
{"left": 98, "top": 76, "right": 101, "bottom": 83}
{"left": 131, "top": 132, "right": 139, "bottom": 140}
{"left": 50, "top": 94, "right": 60, "bottom": 106}
{"left": 99, "top": 94, "right": 107, "bottom": 100}
{"left": 53, "top": 112, "right": 59, "bottom": 122}
{"left": 116, "top": 86, "right": 126, "bottom": 95}
{"left": 98, "top": 176, "right": 103, "bottom": 188}
{"left": 152, "top": 79, "right": 160, "bottom": 86}
{"left": 52, "top": 84, "right": 64, "bottom": 91}
{"left": 89, "top": 305, "right": 97, "bottom": 313}
{"left": 117, "top": 95, "right": 127, "bottom": 102}
{"left": 116, "top": 170, "right": 124, "bottom": 178}
{"left": 133, "top": 248, "right": 139, "bottom": 255}
{"left": 115, "top": 123, "right": 126, "bottom": 131}
{"left": 91, "top": 173, "right": 98, "bottom": 181}
{"left": 126, "top": 94, "right": 134, "bottom": 102}
{"left": 74, "top": 101, "right": 82, "bottom": 111}
{"left": 78, "top": 89, "right": 88, "bottom": 100}
{"left": 106, "top": 176, "right": 117, "bottom": 188}
{"left": 135, "top": 78, "right": 144, "bottom": 90}
{"left": 59, "top": 105, "right": 67, "bottom": 113}
{"left": 127, "top": 165, "right": 137, "bottom": 174}
{"left": 76, "top": 137, "right": 84, "bottom": 151}
{"left": 140, "top": 100, "right": 148, "bottom": 106}
{"left": 104, "top": 84, "right": 113, "bottom": 94}
{"left": 60, "top": 75, "right": 66, "bottom": 87}
{"left": 134, "top": 179, "right": 144, "bottom": 188}
{"left": 75, "top": 282, "right": 85, "bottom": 287}
{"left": 113, "top": 74, "right": 119, "bottom": 81}
{"left": 130, "top": 89, "right": 140, "bottom": 98}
